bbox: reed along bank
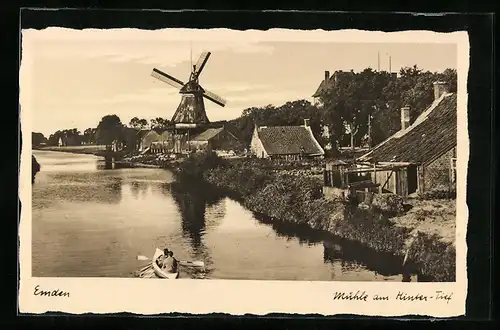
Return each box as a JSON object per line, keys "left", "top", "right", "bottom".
{"left": 133, "top": 151, "right": 457, "bottom": 282}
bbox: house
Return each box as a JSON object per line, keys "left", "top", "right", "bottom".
{"left": 138, "top": 130, "right": 160, "bottom": 152}
{"left": 312, "top": 71, "right": 336, "bottom": 105}
{"left": 138, "top": 123, "right": 242, "bottom": 154}
{"left": 311, "top": 70, "right": 354, "bottom": 105}
{"left": 190, "top": 127, "right": 242, "bottom": 152}
{"left": 250, "top": 119, "right": 325, "bottom": 160}
{"left": 357, "top": 81, "right": 457, "bottom": 197}
{"left": 111, "top": 139, "right": 124, "bottom": 152}
{"left": 151, "top": 131, "right": 186, "bottom": 154}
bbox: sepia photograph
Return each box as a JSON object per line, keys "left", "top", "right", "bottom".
{"left": 19, "top": 26, "right": 469, "bottom": 316}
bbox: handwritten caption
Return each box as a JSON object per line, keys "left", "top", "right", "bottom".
{"left": 333, "top": 290, "right": 452, "bottom": 304}
{"left": 33, "top": 285, "right": 70, "bottom": 298}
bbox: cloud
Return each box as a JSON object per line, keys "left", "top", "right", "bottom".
{"left": 24, "top": 28, "right": 275, "bottom": 67}
{"left": 203, "top": 82, "right": 271, "bottom": 94}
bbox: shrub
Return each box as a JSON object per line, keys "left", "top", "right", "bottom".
{"left": 406, "top": 232, "right": 456, "bottom": 281}
{"left": 178, "top": 151, "right": 227, "bottom": 178}
{"left": 417, "top": 188, "right": 456, "bottom": 200}
{"left": 371, "top": 193, "right": 405, "bottom": 215}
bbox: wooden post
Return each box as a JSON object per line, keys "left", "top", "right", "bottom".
{"left": 417, "top": 165, "right": 425, "bottom": 194}
{"left": 401, "top": 168, "right": 408, "bottom": 198}
{"left": 367, "top": 114, "right": 372, "bottom": 148}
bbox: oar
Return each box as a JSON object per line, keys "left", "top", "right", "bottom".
{"left": 178, "top": 260, "right": 205, "bottom": 268}
{"left": 137, "top": 255, "right": 204, "bottom": 267}
{"left": 138, "top": 263, "right": 153, "bottom": 272}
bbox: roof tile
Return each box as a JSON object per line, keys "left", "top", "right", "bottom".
{"left": 359, "top": 93, "right": 457, "bottom": 164}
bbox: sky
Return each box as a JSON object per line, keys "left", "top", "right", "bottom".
{"left": 21, "top": 28, "right": 458, "bottom": 137}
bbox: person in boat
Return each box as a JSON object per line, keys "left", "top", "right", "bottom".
{"left": 156, "top": 248, "right": 169, "bottom": 268}
{"left": 162, "top": 250, "right": 178, "bottom": 273}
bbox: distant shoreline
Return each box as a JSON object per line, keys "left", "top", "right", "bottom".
{"left": 34, "top": 145, "right": 107, "bottom": 155}
{"left": 33, "top": 146, "right": 164, "bottom": 169}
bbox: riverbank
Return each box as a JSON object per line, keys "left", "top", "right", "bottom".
{"left": 36, "top": 145, "right": 107, "bottom": 155}
{"left": 178, "top": 153, "right": 456, "bottom": 281}
{"left": 108, "top": 151, "right": 456, "bottom": 281}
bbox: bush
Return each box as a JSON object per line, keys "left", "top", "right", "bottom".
{"left": 406, "top": 232, "right": 456, "bottom": 281}
{"left": 371, "top": 193, "right": 405, "bottom": 215}
{"left": 331, "top": 220, "right": 410, "bottom": 254}
{"left": 204, "top": 162, "right": 273, "bottom": 197}
{"left": 417, "top": 188, "right": 456, "bottom": 200}
{"left": 178, "top": 151, "right": 227, "bottom": 178}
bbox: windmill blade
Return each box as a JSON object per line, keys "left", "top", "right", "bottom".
{"left": 151, "top": 68, "right": 184, "bottom": 89}
{"left": 194, "top": 52, "right": 211, "bottom": 75}
{"left": 203, "top": 89, "right": 227, "bottom": 107}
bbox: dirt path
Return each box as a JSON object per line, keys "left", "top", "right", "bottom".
{"left": 391, "top": 199, "right": 456, "bottom": 245}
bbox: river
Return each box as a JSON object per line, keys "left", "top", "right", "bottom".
{"left": 31, "top": 150, "right": 410, "bottom": 281}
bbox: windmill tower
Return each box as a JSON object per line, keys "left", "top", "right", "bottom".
{"left": 151, "top": 51, "right": 227, "bottom": 130}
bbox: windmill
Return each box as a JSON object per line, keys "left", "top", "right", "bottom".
{"left": 151, "top": 51, "right": 227, "bottom": 129}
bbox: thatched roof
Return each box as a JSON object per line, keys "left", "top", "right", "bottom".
{"left": 256, "top": 125, "right": 324, "bottom": 156}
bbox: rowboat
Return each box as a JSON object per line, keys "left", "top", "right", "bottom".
{"left": 152, "top": 248, "right": 179, "bottom": 279}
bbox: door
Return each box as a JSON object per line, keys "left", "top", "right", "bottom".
{"left": 407, "top": 165, "right": 418, "bottom": 194}
{"left": 396, "top": 168, "right": 408, "bottom": 198}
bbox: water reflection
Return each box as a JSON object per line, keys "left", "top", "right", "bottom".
{"left": 167, "top": 180, "right": 226, "bottom": 272}
{"left": 129, "top": 181, "right": 150, "bottom": 199}
{"left": 253, "top": 213, "right": 405, "bottom": 278}
{"left": 97, "top": 160, "right": 114, "bottom": 170}
{"left": 323, "top": 238, "right": 403, "bottom": 277}
{"left": 34, "top": 174, "right": 124, "bottom": 206}
{"left": 32, "top": 150, "right": 417, "bottom": 281}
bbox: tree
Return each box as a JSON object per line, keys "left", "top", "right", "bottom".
{"left": 319, "top": 69, "right": 386, "bottom": 150}
{"left": 83, "top": 128, "right": 97, "bottom": 144}
{"left": 318, "top": 66, "right": 458, "bottom": 148}
{"left": 32, "top": 132, "right": 47, "bottom": 147}
{"left": 46, "top": 128, "right": 81, "bottom": 146}
{"left": 48, "top": 130, "right": 62, "bottom": 146}
{"left": 95, "top": 114, "right": 125, "bottom": 145}
{"left": 150, "top": 117, "right": 170, "bottom": 132}
{"left": 230, "top": 100, "right": 324, "bottom": 146}
{"left": 438, "top": 68, "right": 458, "bottom": 93}
{"left": 129, "top": 117, "right": 149, "bottom": 130}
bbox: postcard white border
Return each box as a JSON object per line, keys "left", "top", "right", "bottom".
{"left": 19, "top": 28, "right": 469, "bottom": 316}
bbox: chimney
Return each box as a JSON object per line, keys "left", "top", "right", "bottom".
{"left": 433, "top": 81, "right": 449, "bottom": 100}
{"left": 324, "top": 71, "right": 330, "bottom": 83}
{"left": 401, "top": 106, "right": 411, "bottom": 130}
{"left": 304, "top": 118, "right": 310, "bottom": 127}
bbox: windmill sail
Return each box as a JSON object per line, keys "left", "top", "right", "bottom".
{"left": 194, "top": 52, "right": 211, "bottom": 75}
{"left": 203, "top": 89, "right": 227, "bottom": 107}
{"left": 151, "top": 68, "right": 184, "bottom": 89}
{"left": 151, "top": 50, "right": 226, "bottom": 127}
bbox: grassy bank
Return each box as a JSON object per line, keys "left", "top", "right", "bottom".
{"left": 174, "top": 152, "right": 456, "bottom": 282}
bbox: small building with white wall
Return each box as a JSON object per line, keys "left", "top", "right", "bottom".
{"left": 250, "top": 119, "right": 325, "bottom": 160}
